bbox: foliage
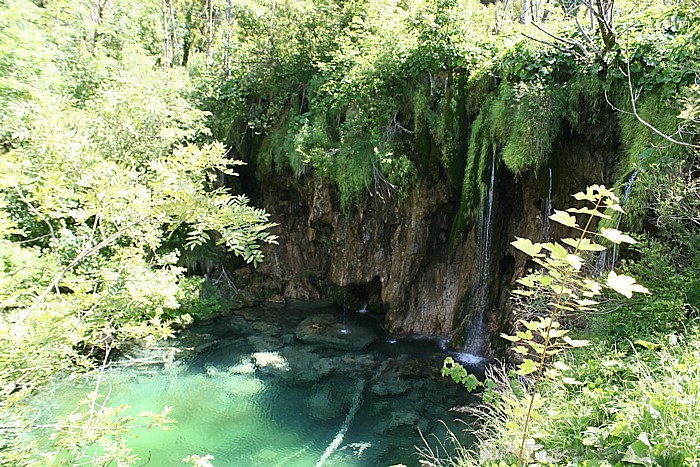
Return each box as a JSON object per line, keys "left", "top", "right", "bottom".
{"left": 0, "top": 0, "right": 277, "bottom": 464}
{"left": 441, "top": 186, "right": 650, "bottom": 465}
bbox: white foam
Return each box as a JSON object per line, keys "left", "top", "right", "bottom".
{"left": 453, "top": 352, "right": 485, "bottom": 365}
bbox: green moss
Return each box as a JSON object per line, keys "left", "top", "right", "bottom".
{"left": 501, "top": 81, "right": 566, "bottom": 175}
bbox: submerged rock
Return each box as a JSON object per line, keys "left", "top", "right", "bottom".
{"left": 252, "top": 351, "right": 289, "bottom": 371}
{"left": 386, "top": 412, "right": 430, "bottom": 432}
{"left": 246, "top": 335, "right": 284, "bottom": 352}
{"left": 295, "top": 314, "right": 376, "bottom": 350}
{"left": 305, "top": 383, "right": 351, "bottom": 421}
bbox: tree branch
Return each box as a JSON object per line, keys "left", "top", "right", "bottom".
{"left": 605, "top": 59, "right": 700, "bottom": 150}
{"left": 17, "top": 217, "right": 145, "bottom": 324}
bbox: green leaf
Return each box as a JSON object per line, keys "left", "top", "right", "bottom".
{"left": 606, "top": 271, "right": 651, "bottom": 298}
{"left": 573, "top": 184, "right": 619, "bottom": 203}
{"left": 565, "top": 253, "right": 583, "bottom": 270}
{"left": 520, "top": 319, "right": 540, "bottom": 331}
{"left": 512, "top": 290, "right": 535, "bottom": 297}
{"left": 544, "top": 242, "right": 568, "bottom": 260}
{"left": 634, "top": 339, "right": 662, "bottom": 350}
{"left": 600, "top": 227, "right": 638, "bottom": 245}
{"left": 516, "top": 330, "right": 534, "bottom": 340}
{"left": 513, "top": 345, "right": 529, "bottom": 355}
{"left": 574, "top": 298, "right": 599, "bottom": 307}
{"left": 549, "top": 210, "right": 579, "bottom": 228}
{"left": 517, "top": 274, "right": 539, "bottom": 288}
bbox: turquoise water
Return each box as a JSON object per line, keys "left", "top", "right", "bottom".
{"left": 27, "top": 302, "right": 478, "bottom": 466}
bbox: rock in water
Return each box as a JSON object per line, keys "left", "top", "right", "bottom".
{"left": 295, "top": 314, "right": 376, "bottom": 350}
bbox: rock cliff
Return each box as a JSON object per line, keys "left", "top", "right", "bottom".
{"left": 237, "top": 120, "right": 619, "bottom": 355}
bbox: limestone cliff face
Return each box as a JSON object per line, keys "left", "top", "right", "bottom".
{"left": 243, "top": 121, "right": 619, "bottom": 355}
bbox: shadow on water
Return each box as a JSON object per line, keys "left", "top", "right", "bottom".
{"left": 25, "top": 301, "right": 481, "bottom": 466}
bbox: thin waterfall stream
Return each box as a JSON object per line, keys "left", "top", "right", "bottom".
{"left": 543, "top": 167, "right": 553, "bottom": 242}
{"left": 595, "top": 170, "right": 640, "bottom": 274}
{"left": 461, "top": 150, "right": 496, "bottom": 358}
{"left": 19, "top": 302, "right": 477, "bottom": 466}
{"left": 610, "top": 170, "right": 640, "bottom": 267}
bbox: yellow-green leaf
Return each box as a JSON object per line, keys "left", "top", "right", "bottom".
{"left": 501, "top": 333, "right": 520, "bottom": 342}
{"left": 561, "top": 237, "right": 607, "bottom": 252}
{"left": 511, "top": 237, "right": 544, "bottom": 257}
{"left": 545, "top": 242, "right": 569, "bottom": 259}
{"left": 516, "top": 359, "right": 538, "bottom": 376}
{"left": 634, "top": 339, "right": 662, "bottom": 350}
{"left": 521, "top": 319, "right": 540, "bottom": 331}
{"left": 574, "top": 298, "right": 599, "bottom": 307}
{"left": 513, "top": 345, "right": 529, "bottom": 355}
{"left": 548, "top": 329, "right": 569, "bottom": 338}
{"left": 527, "top": 341, "right": 546, "bottom": 354}
{"left": 550, "top": 210, "right": 579, "bottom": 228}
{"left": 517, "top": 274, "right": 539, "bottom": 288}
{"left": 567, "top": 207, "right": 611, "bottom": 219}
{"left": 566, "top": 253, "right": 583, "bottom": 270}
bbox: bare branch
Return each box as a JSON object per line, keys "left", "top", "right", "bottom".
{"left": 606, "top": 59, "right": 700, "bottom": 150}
{"left": 574, "top": 17, "right": 603, "bottom": 59}
{"left": 521, "top": 32, "right": 575, "bottom": 56}
{"left": 529, "top": 20, "right": 591, "bottom": 58}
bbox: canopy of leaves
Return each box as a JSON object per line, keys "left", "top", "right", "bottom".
{"left": 0, "top": 0, "right": 276, "bottom": 431}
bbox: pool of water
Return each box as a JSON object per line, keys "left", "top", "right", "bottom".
{"left": 23, "top": 301, "right": 480, "bottom": 466}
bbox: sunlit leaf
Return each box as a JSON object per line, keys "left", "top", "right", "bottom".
{"left": 548, "top": 329, "right": 569, "bottom": 338}
{"left": 563, "top": 336, "right": 591, "bottom": 347}
{"left": 567, "top": 207, "right": 611, "bottom": 219}
{"left": 516, "top": 359, "right": 538, "bottom": 376}
{"left": 600, "top": 227, "right": 638, "bottom": 245}
{"left": 501, "top": 333, "right": 521, "bottom": 342}
{"left": 561, "top": 237, "right": 607, "bottom": 251}
{"left": 552, "top": 360, "right": 571, "bottom": 371}
{"left": 512, "top": 290, "right": 535, "bottom": 297}
{"left": 544, "top": 242, "right": 569, "bottom": 259}
{"left": 634, "top": 339, "right": 662, "bottom": 350}
{"left": 549, "top": 210, "right": 579, "bottom": 228}
{"left": 562, "top": 377, "right": 583, "bottom": 385}
{"left": 511, "top": 237, "right": 544, "bottom": 257}
{"left": 516, "top": 330, "right": 534, "bottom": 340}
{"left": 606, "top": 271, "right": 651, "bottom": 298}
{"left": 521, "top": 319, "right": 540, "bottom": 331}
{"left": 574, "top": 298, "right": 599, "bottom": 307}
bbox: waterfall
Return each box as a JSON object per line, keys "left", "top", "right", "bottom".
{"left": 610, "top": 170, "right": 640, "bottom": 268}
{"left": 543, "top": 167, "right": 553, "bottom": 242}
{"left": 463, "top": 150, "right": 496, "bottom": 356}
